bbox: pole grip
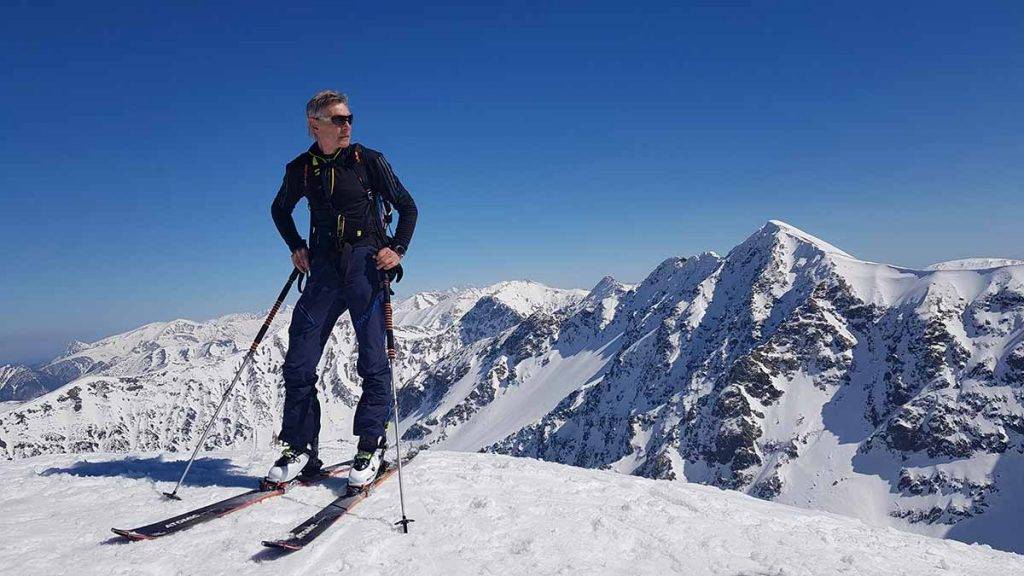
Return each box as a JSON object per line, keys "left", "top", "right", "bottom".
{"left": 383, "top": 278, "right": 396, "bottom": 360}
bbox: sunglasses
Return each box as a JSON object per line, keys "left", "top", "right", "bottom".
{"left": 323, "top": 114, "right": 354, "bottom": 127}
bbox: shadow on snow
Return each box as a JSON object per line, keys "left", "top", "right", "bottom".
{"left": 40, "top": 456, "right": 256, "bottom": 489}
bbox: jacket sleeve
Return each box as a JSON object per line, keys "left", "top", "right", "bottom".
{"left": 270, "top": 169, "right": 308, "bottom": 252}
{"left": 373, "top": 153, "right": 418, "bottom": 255}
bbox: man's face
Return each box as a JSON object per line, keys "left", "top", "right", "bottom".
{"left": 308, "top": 102, "right": 352, "bottom": 150}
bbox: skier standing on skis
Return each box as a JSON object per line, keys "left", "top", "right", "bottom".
{"left": 267, "top": 90, "right": 417, "bottom": 487}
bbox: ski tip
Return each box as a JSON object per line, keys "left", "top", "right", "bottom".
{"left": 262, "top": 539, "right": 303, "bottom": 551}
{"left": 111, "top": 528, "right": 153, "bottom": 541}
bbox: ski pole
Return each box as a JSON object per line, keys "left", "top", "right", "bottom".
{"left": 382, "top": 270, "right": 414, "bottom": 533}
{"left": 163, "top": 268, "right": 304, "bottom": 500}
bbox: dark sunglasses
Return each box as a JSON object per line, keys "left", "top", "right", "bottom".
{"left": 325, "top": 114, "right": 354, "bottom": 126}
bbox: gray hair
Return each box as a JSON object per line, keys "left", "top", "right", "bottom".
{"left": 306, "top": 90, "right": 349, "bottom": 119}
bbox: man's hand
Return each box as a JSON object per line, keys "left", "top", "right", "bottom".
{"left": 291, "top": 247, "right": 310, "bottom": 274}
{"left": 375, "top": 247, "right": 402, "bottom": 270}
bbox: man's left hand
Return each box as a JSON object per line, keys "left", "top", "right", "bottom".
{"left": 375, "top": 247, "right": 402, "bottom": 270}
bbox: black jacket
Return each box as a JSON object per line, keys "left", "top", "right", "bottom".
{"left": 271, "top": 143, "right": 418, "bottom": 255}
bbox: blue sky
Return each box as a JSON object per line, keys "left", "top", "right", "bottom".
{"left": 2, "top": 1, "right": 1023, "bottom": 364}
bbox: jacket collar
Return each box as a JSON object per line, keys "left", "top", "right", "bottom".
{"left": 307, "top": 142, "right": 358, "bottom": 165}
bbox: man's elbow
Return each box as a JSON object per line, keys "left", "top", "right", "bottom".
{"left": 400, "top": 194, "right": 418, "bottom": 218}
{"left": 271, "top": 201, "right": 288, "bottom": 223}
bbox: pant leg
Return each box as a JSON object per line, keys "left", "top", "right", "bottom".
{"left": 343, "top": 245, "right": 393, "bottom": 439}
{"left": 279, "top": 253, "right": 346, "bottom": 452}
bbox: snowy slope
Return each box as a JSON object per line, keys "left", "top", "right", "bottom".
{"left": 0, "top": 340, "right": 92, "bottom": 400}
{"left": 0, "top": 282, "right": 583, "bottom": 459}
{"left": 927, "top": 258, "right": 1024, "bottom": 271}
{"left": 395, "top": 275, "right": 632, "bottom": 451}
{"left": 391, "top": 220, "right": 1024, "bottom": 554}
{"left": 0, "top": 363, "right": 55, "bottom": 401}
{"left": 1, "top": 449, "right": 1021, "bottom": 576}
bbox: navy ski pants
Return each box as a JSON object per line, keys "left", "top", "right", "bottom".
{"left": 278, "top": 244, "right": 392, "bottom": 454}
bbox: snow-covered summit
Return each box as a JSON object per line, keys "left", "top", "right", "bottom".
{"left": 761, "top": 219, "right": 855, "bottom": 259}
{"left": 452, "top": 220, "right": 1024, "bottom": 554}
{"left": 1, "top": 449, "right": 1021, "bottom": 576}
{"left": 926, "top": 257, "right": 1024, "bottom": 271}
{"left": 394, "top": 281, "right": 583, "bottom": 332}
{"left": 579, "top": 276, "right": 634, "bottom": 305}
{"left": 478, "top": 280, "right": 587, "bottom": 316}
{"left": 61, "top": 340, "right": 92, "bottom": 357}
{"left": 588, "top": 275, "right": 621, "bottom": 295}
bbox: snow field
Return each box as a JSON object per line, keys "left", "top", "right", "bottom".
{"left": 2, "top": 449, "right": 1023, "bottom": 575}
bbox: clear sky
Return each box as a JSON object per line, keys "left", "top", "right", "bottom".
{"left": 2, "top": 1, "right": 1023, "bottom": 364}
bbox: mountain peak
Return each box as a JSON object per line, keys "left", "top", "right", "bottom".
{"left": 61, "top": 340, "right": 92, "bottom": 357}
{"left": 586, "top": 275, "right": 633, "bottom": 302}
{"left": 590, "top": 275, "right": 621, "bottom": 292}
{"left": 925, "top": 258, "right": 1024, "bottom": 271}
{"left": 757, "top": 220, "right": 854, "bottom": 259}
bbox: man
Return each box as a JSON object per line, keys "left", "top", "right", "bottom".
{"left": 267, "top": 90, "right": 417, "bottom": 487}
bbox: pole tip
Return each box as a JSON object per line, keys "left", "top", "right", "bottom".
{"left": 162, "top": 491, "right": 182, "bottom": 501}
{"left": 394, "top": 517, "right": 415, "bottom": 533}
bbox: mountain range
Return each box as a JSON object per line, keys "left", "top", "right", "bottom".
{"left": 2, "top": 220, "right": 1022, "bottom": 553}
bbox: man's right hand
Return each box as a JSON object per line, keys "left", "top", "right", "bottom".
{"left": 291, "top": 247, "right": 310, "bottom": 274}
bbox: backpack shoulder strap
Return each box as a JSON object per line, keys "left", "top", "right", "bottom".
{"left": 350, "top": 144, "right": 393, "bottom": 225}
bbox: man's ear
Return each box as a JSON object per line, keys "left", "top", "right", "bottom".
{"left": 307, "top": 117, "right": 318, "bottom": 136}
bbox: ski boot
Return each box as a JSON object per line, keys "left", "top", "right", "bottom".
{"left": 347, "top": 436, "right": 387, "bottom": 493}
{"left": 261, "top": 444, "right": 313, "bottom": 489}
{"left": 298, "top": 454, "right": 324, "bottom": 479}
{"left": 297, "top": 437, "right": 323, "bottom": 479}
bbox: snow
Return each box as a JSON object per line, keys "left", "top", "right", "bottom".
{"left": 926, "top": 258, "right": 1024, "bottom": 271}
{"left": 0, "top": 279, "right": 587, "bottom": 460}
{"left": 392, "top": 282, "right": 585, "bottom": 331}
{"left": 829, "top": 257, "right": 923, "bottom": 307}
{"left": 436, "top": 336, "right": 620, "bottom": 452}
{"left": 766, "top": 220, "right": 855, "bottom": 259}
{"left": 483, "top": 280, "right": 588, "bottom": 316}
{"left": 2, "top": 449, "right": 1021, "bottom": 575}
{"left": 38, "top": 310, "right": 290, "bottom": 377}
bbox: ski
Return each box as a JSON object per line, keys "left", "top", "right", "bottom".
{"left": 261, "top": 456, "right": 410, "bottom": 551}
{"left": 111, "top": 459, "right": 353, "bottom": 541}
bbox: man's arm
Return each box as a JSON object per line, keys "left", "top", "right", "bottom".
{"left": 373, "top": 153, "right": 418, "bottom": 255}
{"left": 270, "top": 171, "right": 308, "bottom": 253}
